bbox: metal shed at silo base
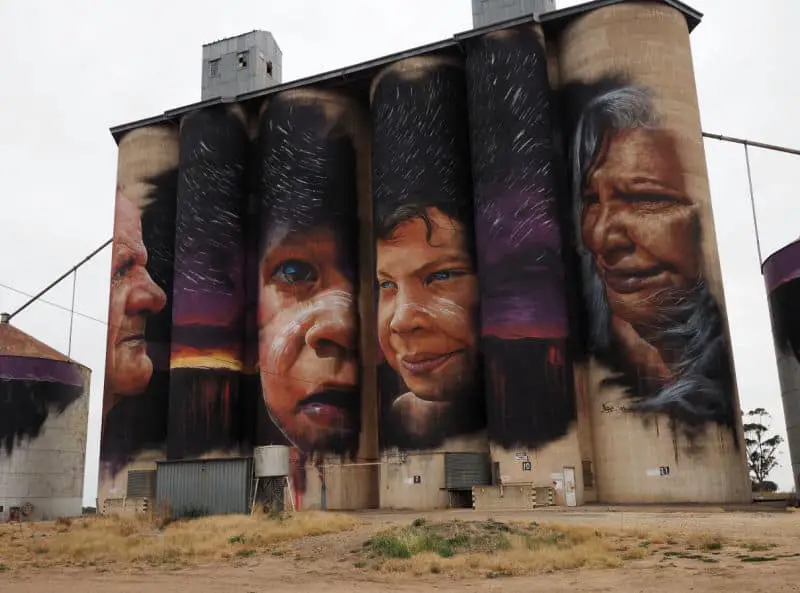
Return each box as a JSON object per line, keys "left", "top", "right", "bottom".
{"left": 156, "top": 457, "right": 254, "bottom": 517}
{"left": 0, "top": 320, "right": 91, "bottom": 522}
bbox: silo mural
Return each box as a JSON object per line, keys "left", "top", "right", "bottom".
{"left": 168, "top": 106, "right": 249, "bottom": 460}
{"left": 464, "top": 26, "right": 574, "bottom": 444}
{"left": 371, "top": 56, "right": 486, "bottom": 454}
{"left": 558, "top": 2, "right": 749, "bottom": 502}
{"left": 763, "top": 240, "right": 800, "bottom": 495}
{"left": 0, "top": 321, "right": 90, "bottom": 521}
{"left": 99, "top": 124, "right": 179, "bottom": 507}
{"left": 255, "top": 89, "right": 371, "bottom": 508}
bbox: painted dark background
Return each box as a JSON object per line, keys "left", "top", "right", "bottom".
{"left": 464, "top": 26, "right": 575, "bottom": 449}
{"left": 168, "top": 106, "right": 250, "bottom": 459}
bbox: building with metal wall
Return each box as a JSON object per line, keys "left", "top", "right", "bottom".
{"left": 98, "top": 0, "right": 751, "bottom": 515}
{"left": 0, "top": 317, "right": 90, "bottom": 521}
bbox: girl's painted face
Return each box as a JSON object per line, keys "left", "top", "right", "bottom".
{"left": 376, "top": 207, "right": 479, "bottom": 402}
{"left": 257, "top": 226, "right": 359, "bottom": 453}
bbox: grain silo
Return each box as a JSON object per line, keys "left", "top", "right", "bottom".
{"left": 762, "top": 240, "right": 800, "bottom": 495}
{"left": 0, "top": 315, "right": 90, "bottom": 521}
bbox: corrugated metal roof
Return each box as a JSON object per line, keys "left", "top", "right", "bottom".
{"left": 0, "top": 322, "right": 77, "bottom": 363}
{"left": 109, "top": 0, "right": 703, "bottom": 142}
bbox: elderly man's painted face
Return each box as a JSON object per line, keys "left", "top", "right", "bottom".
{"left": 257, "top": 226, "right": 359, "bottom": 453}
{"left": 376, "top": 207, "right": 479, "bottom": 401}
{"left": 106, "top": 190, "right": 167, "bottom": 397}
{"left": 580, "top": 128, "right": 699, "bottom": 329}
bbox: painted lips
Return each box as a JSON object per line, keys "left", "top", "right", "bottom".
{"left": 603, "top": 266, "right": 668, "bottom": 294}
{"left": 400, "top": 351, "right": 463, "bottom": 375}
{"left": 296, "top": 387, "right": 360, "bottom": 431}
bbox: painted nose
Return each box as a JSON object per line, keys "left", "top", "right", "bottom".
{"left": 389, "top": 287, "right": 430, "bottom": 334}
{"left": 126, "top": 269, "right": 167, "bottom": 315}
{"left": 588, "top": 202, "right": 634, "bottom": 266}
{"left": 306, "top": 299, "right": 357, "bottom": 359}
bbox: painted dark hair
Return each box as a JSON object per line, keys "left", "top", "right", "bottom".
{"left": 256, "top": 91, "right": 360, "bottom": 278}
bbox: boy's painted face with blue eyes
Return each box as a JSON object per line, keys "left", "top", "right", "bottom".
{"left": 376, "top": 207, "right": 479, "bottom": 402}
{"left": 257, "top": 226, "right": 359, "bottom": 454}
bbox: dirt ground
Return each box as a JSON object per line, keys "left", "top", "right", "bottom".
{"left": 5, "top": 505, "right": 800, "bottom": 593}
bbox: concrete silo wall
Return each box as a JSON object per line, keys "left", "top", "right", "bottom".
{"left": 763, "top": 240, "right": 800, "bottom": 495}
{"left": 557, "top": 3, "right": 750, "bottom": 503}
{"left": 99, "top": 124, "right": 179, "bottom": 509}
{"left": 0, "top": 358, "right": 89, "bottom": 521}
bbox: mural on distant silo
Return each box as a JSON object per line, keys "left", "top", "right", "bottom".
{"left": 168, "top": 106, "right": 249, "bottom": 460}
{"left": 0, "top": 323, "right": 90, "bottom": 521}
{"left": 255, "top": 89, "right": 365, "bottom": 480}
{"left": 0, "top": 325, "right": 85, "bottom": 454}
{"left": 558, "top": 3, "right": 748, "bottom": 502}
{"left": 464, "top": 26, "right": 574, "bottom": 450}
{"left": 99, "top": 124, "right": 178, "bottom": 504}
{"left": 763, "top": 240, "right": 800, "bottom": 494}
{"left": 371, "top": 56, "right": 486, "bottom": 452}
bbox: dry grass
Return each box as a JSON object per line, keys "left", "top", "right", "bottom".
{"left": 0, "top": 511, "right": 358, "bottom": 570}
{"left": 359, "top": 519, "right": 647, "bottom": 577}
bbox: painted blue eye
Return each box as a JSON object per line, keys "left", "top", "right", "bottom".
{"left": 272, "top": 260, "right": 317, "bottom": 284}
{"left": 378, "top": 280, "right": 396, "bottom": 291}
{"left": 426, "top": 270, "right": 463, "bottom": 284}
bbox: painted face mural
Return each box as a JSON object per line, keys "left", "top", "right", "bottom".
{"left": 257, "top": 90, "right": 362, "bottom": 458}
{"left": 463, "top": 26, "right": 574, "bottom": 450}
{"left": 99, "top": 125, "right": 178, "bottom": 490}
{"left": 567, "top": 79, "right": 735, "bottom": 434}
{"left": 371, "top": 56, "right": 485, "bottom": 451}
{"left": 105, "top": 189, "right": 167, "bottom": 407}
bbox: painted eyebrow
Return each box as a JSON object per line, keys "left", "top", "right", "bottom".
{"left": 377, "top": 253, "right": 472, "bottom": 279}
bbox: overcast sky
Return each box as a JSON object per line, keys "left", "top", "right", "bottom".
{"left": 0, "top": 0, "right": 797, "bottom": 503}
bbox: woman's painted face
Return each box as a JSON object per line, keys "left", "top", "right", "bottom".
{"left": 376, "top": 207, "right": 479, "bottom": 402}
{"left": 581, "top": 127, "right": 700, "bottom": 328}
{"left": 257, "top": 226, "right": 359, "bottom": 453}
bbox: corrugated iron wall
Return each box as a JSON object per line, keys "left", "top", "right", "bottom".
{"left": 156, "top": 457, "right": 253, "bottom": 517}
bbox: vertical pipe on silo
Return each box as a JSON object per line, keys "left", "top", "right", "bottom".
{"left": 557, "top": 3, "right": 750, "bottom": 503}
{"left": 99, "top": 124, "right": 179, "bottom": 507}
{"left": 168, "top": 106, "right": 249, "bottom": 460}
{"left": 462, "top": 25, "right": 581, "bottom": 500}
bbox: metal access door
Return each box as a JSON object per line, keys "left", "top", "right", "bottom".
{"left": 563, "top": 466, "right": 577, "bottom": 507}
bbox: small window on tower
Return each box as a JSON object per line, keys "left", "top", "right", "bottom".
{"left": 237, "top": 51, "right": 249, "bottom": 70}
{"left": 208, "top": 59, "right": 220, "bottom": 77}
{"left": 266, "top": 60, "right": 273, "bottom": 76}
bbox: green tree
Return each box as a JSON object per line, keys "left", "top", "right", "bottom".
{"left": 743, "top": 408, "right": 783, "bottom": 490}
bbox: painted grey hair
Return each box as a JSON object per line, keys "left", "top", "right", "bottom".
{"left": 570, "top": 85, "right": 733, "bottom": 433}
{"left": 571, "top": 85, "right": 658, "bottom": 350}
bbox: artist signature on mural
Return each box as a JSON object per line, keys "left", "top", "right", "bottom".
{"left": 600, "top": 401, "right": 635, "bottom": 415}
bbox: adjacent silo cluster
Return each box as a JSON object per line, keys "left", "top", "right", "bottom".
{"left": 0, "top": 316, "right": 90, "bottom": 521}
{"left": 762, "top": 241, "right": 800, "bottom": 495}
{"left": 98, "top": 0, "right": 752, "bottom": 515}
